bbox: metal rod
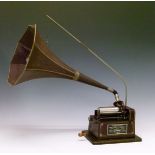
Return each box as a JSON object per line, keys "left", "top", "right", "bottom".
{"left": 46, "top": 14, "right": 128, "bottom": 106}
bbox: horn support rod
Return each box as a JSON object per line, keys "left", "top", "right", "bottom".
{"left": 46, "top": 14, "right": 127, "bottom": 105}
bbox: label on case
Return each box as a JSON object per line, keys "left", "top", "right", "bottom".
{"left": 107, "top": 124, "right": 128, "bottom": 135}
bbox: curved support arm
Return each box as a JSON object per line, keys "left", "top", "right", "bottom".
{"left": 46, "top": 14, "right": 127, "bottom": 105}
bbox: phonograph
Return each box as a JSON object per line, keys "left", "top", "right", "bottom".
{"left": 8, "top": 15, "right": 142, "bottom": 144}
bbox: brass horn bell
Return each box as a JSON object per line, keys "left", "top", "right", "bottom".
{"left": 8, "top": 24, "right": 118, "bottom": 99}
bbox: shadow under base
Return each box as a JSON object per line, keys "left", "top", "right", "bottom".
{"left": 85, "top": 131, "right": 142, "bottom": 145}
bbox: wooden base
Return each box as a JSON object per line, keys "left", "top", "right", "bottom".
{"left": 85, "top": 131, "right": 142, "bottom": 145}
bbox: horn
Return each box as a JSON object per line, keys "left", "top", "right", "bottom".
{"left": 8, "top": 24, "right": 119, "bottom": 100}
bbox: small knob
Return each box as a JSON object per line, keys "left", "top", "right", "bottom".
{"left": 78, "top": 130, "right": 87, "bottom": 137}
